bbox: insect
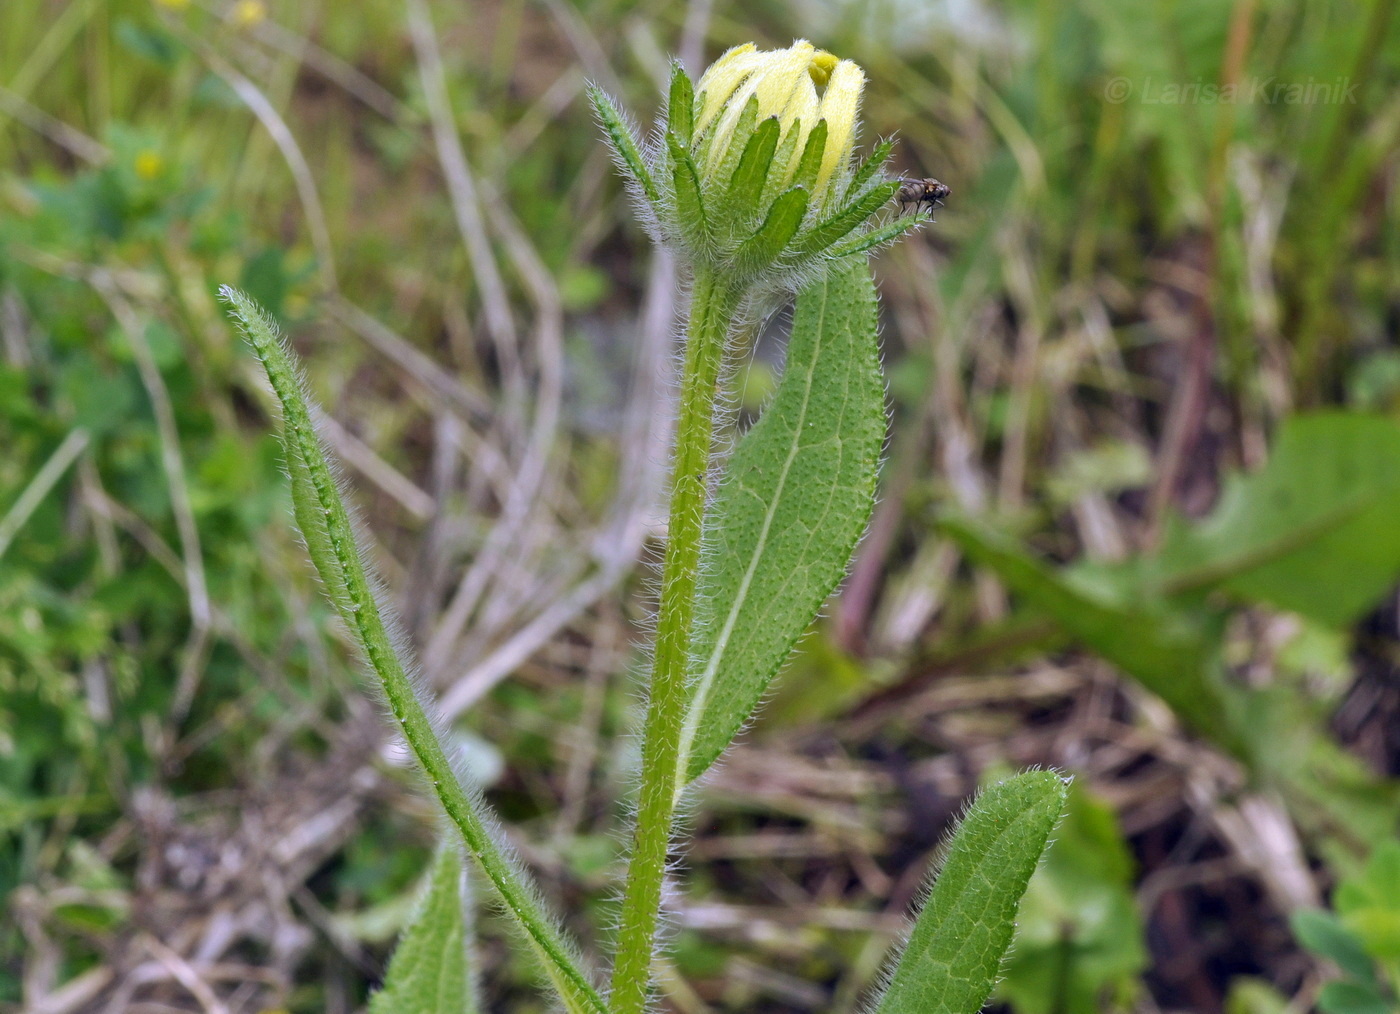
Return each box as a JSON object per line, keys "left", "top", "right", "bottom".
{"left": 896, "top": 177, "right": 951, "bottom": 216}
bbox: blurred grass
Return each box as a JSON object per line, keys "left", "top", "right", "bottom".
{"left": 2, "top": 0, "right": 1398, "bottom": 1010}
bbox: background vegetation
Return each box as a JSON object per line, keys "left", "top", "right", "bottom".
{"left": 2, "top": 0, "right": 1399, "bottom": 1011}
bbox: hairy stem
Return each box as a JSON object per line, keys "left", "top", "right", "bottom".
{"left": 611, "top": 266, "right": 737, "bottom": 1013}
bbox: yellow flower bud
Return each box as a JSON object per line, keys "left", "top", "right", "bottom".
{"left": 692, "top": 39, "right": 865, "bottom": 210}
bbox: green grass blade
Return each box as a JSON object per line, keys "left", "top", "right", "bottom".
{"left": 369, "top": 846, "right": 479, "bottom": 1014}
{"left": 677, "top": 259, "right": 885, "bottom": 784}
{"left": 222, "top": 288, "right": 607, "bottom": 1014}
{"left": 874, "top": 771, "right": 1068, "bottom": 1014}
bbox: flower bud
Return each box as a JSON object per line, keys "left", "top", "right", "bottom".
{"left": 589, "top": 40, "right": 911, "bottom": 293}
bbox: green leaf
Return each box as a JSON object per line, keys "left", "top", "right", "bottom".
{"left": 939, "top": 515, "right": 1244, "bottom": 754}
{"left": 735, "top": 186, "right": 808, "bottom": 274}
{"left": 793, "top": 180, "right": 900, "bottom": 256}
{"left": 790, "top": 119, "right": 829, "bottom": 194}
{"left": 711, "top": 94, "right": 759, "bottom": 193}
{"left": 1335, "top": 840, "right": 1400, "bottom": 961}
{"left": 875, "top": 771, "right": 1068, "bottom": 1014}
{"left": 827, "top": 214, "right": 923, "bottom": 260}
{"left": 666, "top": 62, "right": 694, "bottom": 145}
{"left": 223, "top": 288, "right": 606, "bottom": 1014}
{"left": 724, "top": 115, "right": 782, "bottom": 222}
{"left": 1291, "top": 909, "right": 1377, "bottom": 984}
{"left": 667, "top": 132, "right": 708, "bottom": 240}
{"left": 842, "top": 138, "right": 895, "bottom": 201}
{"left": 761, "top": 118, "right": 804, "bottom": 207}
{"left": 1317, "top": 981, "right": 1394, "bottom": 1014}
{"left": 587, "top": 85, "right": 660, "bottom": 208}
{"left": 284, "top": 435, "right": 352, "bottom": 628}
{"left": 370, "top": 847, "right": 479, "bottom": 1014}
{"left": 1157, "top": 414, "right": 1400, "bottom": 627}
{"left": 996, "top": 783, "right": 1146, "bottom": 1014}
{"left": 678, "top": 259, "right": 885, "bottom": 783}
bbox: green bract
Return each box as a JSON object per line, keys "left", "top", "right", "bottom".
{"left": 588, "top": 40, "right": 907, "bottom": 291}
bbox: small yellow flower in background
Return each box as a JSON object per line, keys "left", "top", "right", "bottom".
{"left": 134, "top": 150, "right": 164, "bottom": 181}
{"left": 230, "top": 0, "right": 267, "bottom": 28}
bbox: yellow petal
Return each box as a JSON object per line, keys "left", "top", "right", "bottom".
{"left": 704, "top": 41, "right": 817, "bottom": 175}
{"left": 694, "top": 44, "right": 758, "bottom": 139}
{"left": 813, "top": 59, "right": 865, "bottom": 203}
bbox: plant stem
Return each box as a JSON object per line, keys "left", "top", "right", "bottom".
{"left": 611, "top": 266, "right": 737, "bottom": 1014}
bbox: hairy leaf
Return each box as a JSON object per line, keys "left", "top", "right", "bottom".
{"left": 667, "top": 62, "right": 694, "bottom": 145}
{"left": 224, "top": 288, "right": 606, "bottom": 1014}
{"left": 587, "top": 85, "right": 659, "bottom": 208}
{"left": 735, "top": 186, "right": 809, "bottom": 273}
{"left": 370, "top": 847, "right": 478, "bottom": 1014}
{"left": 874, "top": 771, "right": 1067, "bottom": 1014}
{"left": 678, "top": 259, "right": 885, "bottom": 783}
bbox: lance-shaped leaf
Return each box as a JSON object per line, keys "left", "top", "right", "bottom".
{"left": 793, "top": 179, "right": 900, "bottom": 257}
{"left": 842, "top": 138, "right": 895, "bottom": 202}
{"left": 667, "top": 132, "right": 708, "bottom": 240}
{"left": 735, "top": 185, "right": 809, "bottom": 274}
{"left": 761, "top": 117, "right": 805, "bottom": 207}
{"left": 587, "top": 85, "right": 659, "bottom": 208}
{"left": 224, "top": 288, "right": 606, "bottom": 1014}
{"left": 828, "top": 214, "right": 923, "bottom": 260}
{"left": 938, "top": 515, "right": 1246, "bottom": 756}
{"left": 370, "top": 846, "right": 479, "bottom": 1014}
{"left": 874, "top": 771, "right": 1067, "bottom": 1014}
{"left": 667, "top": 61, "right": 694, "bottom": 145}
{"left": 677, "top": 259, "right": 885, "bottom": 784}
{"left": 789, "top": 118, "right": 829, "bottom": 194}
{"left": 710, "top": 94, "right": 760, "bottom": 195}
{"left": 724, "top": 115, "right": 782, "bottom": 222}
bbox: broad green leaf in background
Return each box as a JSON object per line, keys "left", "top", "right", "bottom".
{"left": 1225, "top": 978, "right": 1293, "bottom": 1014}
{"left": 1291, "top": 908, "right": 1377, "bottom": 984}
{"left": 874, "top": 770, "right": 1067, "bottom": 1014}
{"left": 939, "top": 517, "right": 1243, "bottom": 754}
{"left": 1317, "top": 981, "right": 1394, "bottom": 1014}
{"left": 1158, "top": 414, "right": 1400, "bottom": 628}
{"left": 370, "top": 846, "right": 478, "bottom": 1014}
{"left": 1292, "top": 842, "right": 1400, "bottom": 1014}
{"left": 677, "top": 259, "right": 885, "bottom": 783}
{"left": 1335, "top": 840, "right": 1400, "bottom": 961}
